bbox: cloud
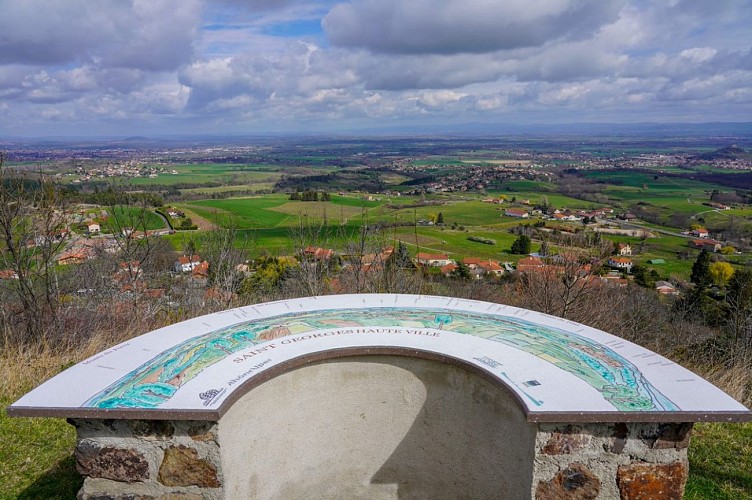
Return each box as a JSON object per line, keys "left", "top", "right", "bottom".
{"left": 323, "top": 0, "right": 625, "bottom": 54}
{"left": 0, "top": 0, "right": 201, "bottom": 71}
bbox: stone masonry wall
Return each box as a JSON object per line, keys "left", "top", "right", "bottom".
{"left": 533, "top": 422, "right": 692, "bottom": 499}
{"left": 70, "top": 419, "right": 224, "bottom": 500}
{"left": 70, "top": 418, "right": 692, "bottom": 499}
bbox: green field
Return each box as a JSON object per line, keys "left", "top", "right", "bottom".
{"left": 101, "top": 207, "right": 167, "bottom": 232}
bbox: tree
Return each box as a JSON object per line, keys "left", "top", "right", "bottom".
{"left": 690, "top": 249, "right": 712, "bottom": 289}
{"left": 451, "top": 261, "right": 471, "bottom": 280}
{"left": 388, "top": 241, "right": 413, "bottom": 269}
{"left": 436, "top": 212, "right": 444, "bottom": 224}
{"left": 721, "top": 246, "right": 736, "bottom": 255}
{"left": 632, "top": 264, "right": 660, "bottom": 288}
{"left": 725, "top": 268, "right": 752, "bottom": 345}
{"left": 510, "top": 234, "right": 531, "bottom": 255}
{"left": 539, "top": 240, "right": 550, "bottom": 257}
{"left": 709, "top": 261, "right": 734, "bottom": 287}
{"left": 0, "top": 154, "right": 69, "bottom": 343}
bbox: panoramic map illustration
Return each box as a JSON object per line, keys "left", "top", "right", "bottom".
{"left": 12, "top": 295, "right": 750, "bottom": 420}
{"left": 85, "top": 306, "right": 677, "bottom": 412}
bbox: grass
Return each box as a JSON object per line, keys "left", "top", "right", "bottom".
{"left": 686, "top": 422, "right": 752, "bottom": 499}
{"left": 188, "top": 196, "right": 291, "bottom": 228}
{"left": 101, "top": 206, "right": 167, "bottom": 232}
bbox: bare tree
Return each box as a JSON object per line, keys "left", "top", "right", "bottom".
{"left": 0, "top": 154, "right": 69, "bottom": 343}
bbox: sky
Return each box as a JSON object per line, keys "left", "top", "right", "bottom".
{"left": 0, "top": 0, "right": 750, "bottom": 137}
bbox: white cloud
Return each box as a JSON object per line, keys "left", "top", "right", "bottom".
{"left": 0, "top": 0, "right": 201, "bottom": 71}
{"left": 0, "top": 0, "right": 750, "bottom": 135}
{"left": 324, "top": 0, "right": 625, "bottom": 54}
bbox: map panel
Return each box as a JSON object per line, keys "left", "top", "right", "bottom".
{"left": 9, "top": 294, "right": 752, "bottom": 422}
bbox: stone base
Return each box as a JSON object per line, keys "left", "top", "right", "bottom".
{"left": 71, "top": 419, "right": 223, "bottom": 500}
{"left": 70, "top": 357, "right": 693, "bottom": 499}
{"left": 533, "top": 422, "right": 691, "bottom": 499}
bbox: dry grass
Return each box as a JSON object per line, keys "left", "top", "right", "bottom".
{"left": 694, "top": 362, "right": 752, "bottom": 409}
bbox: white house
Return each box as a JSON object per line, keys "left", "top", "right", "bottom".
{"left": 175, "top": 255, "right": 203, "bottom": 273}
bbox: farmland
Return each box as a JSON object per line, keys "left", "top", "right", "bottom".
{"left": 7, "top": 135, "right": 751, "bottom": 279}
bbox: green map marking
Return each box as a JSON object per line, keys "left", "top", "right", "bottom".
{"left": 85, "top": 307, "right": 679, "bottom": 412}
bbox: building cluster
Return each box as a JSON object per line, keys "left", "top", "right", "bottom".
{"left": 71, "top": 162, "right": 178, "bottom": 183}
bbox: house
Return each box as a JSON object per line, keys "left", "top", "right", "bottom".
{"left": 461, "top": 258, "right": 504, "bottom": 278}
{"left": 440, "top": 263, "right": 458, "bottom": 276}
{"left": 655, "top": 280, "right": 679, "bottom": 296}
{"left": 601, "top": 274, "right": 629, "bottom": 287}
{"left": 191, "top": 261, "right": 210, "bottom": 279}
{"left": 477, "top": 260, "right": 504, "bottom": 277}
{"left": 416, "top": 252, "right": 452, "bottom": 267}
{"left": 616, "top": 243, "right": 632, "bottom": 256}
{"left": 175, "top": 255, "right": 202, "bottom": 272}
{"left": 87, "top": 222, "right": 101, "bottom": 234}
{"left": 462, "top": 257, "right": 483, "bottom": 269}
{"left": 504, "top": 208, "right": 529, "bottom": 218}
{"left": 607, "top": 257, "right": 633, "bottom": 271}
{"left": 690, "top": 228, "right": 709, "bottom": 238}
{"left": 117, "top": 261, "right": 142, "bottom": 279}
{"left": 0, "top": 269, "right": 19, "bottom": 280}
{"left": 516, "top": 256, "right": 545, "bottom": 272}
{"left": 302, "top": 246, "right": 335, "bottom": 261}
{"left": 689, "top": 239, "right": 722, "bottom": 253}
{"left": 57, "top": 250, "right": 91, "bottom": 265}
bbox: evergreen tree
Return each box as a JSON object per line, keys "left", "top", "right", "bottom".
{"left": 451, "top": 262, "right": 471, "bottom": 280}
{"left": 388, "top": 241, "right": 413, "bottom": 269}
{"left": 510, "top": 234, "right": 531, "bottom": 255}
{"left": 690, "top": 249, "right": 712, "bottom": 289}
{"left": 436, "top": 212, "right": 444, "bottom": 224}
{"left": 539, "top": 240, "right": 550, "bottom": 257}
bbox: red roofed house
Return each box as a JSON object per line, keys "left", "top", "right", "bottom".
{"left": 440, "top": 263, "right": 458, "bottom": 276}
{"left": 416, "top": 252, "right": 452, "bottom": 267}
{"left": 303, "top": 246, "right": 335, "bottom": 261}
{"left": 516, "top": 256, "right": 544, "bottom": 272}
{"left": 478, "top": 260, "right": 504, "bottom": 277}
{"left": 608, "top": 257, "right": 633, "bottom": 271}
{"left": 504, "top": 208, "right": 529, "bottom": 218}
{"left": 176, "top": 255, "right": 202, "bottom": 273}
{"left": 616, "top": 243, "right": 632, "bottom": 256}
{"left": 689, "top": 239, "right": 722, "bottom": 252}
{"left": 0, "top": 269, "right": 19, "bottom": 280}
{"left": 191, "top": 261, "right": 210, "bottom": 279}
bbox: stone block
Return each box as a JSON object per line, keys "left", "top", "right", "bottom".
{"left": 617, "top": 461, "right": 687, "bottom": 499}
{"left": 542, "top": 425, "right": 592, "bottom": 455}
{"left": 604, "top": 422, "right": 629, "bottom": 454}
{"left": 535, "top": 463, "right": 601, "bottom": 499}
{"left": 76, "top": 441, "right": 150, "bottom": 483}
{"left": 126, "top": 420, "right": 174, "bottom": 441}
{"left": 158, "top": 445, "right": 220, "bottom": 488}
{"left": 186, "top": 421, "right": 217, "bottom": 442}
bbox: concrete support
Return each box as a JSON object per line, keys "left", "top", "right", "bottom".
{"left": 70, "top": 356, "right": 693, "bottom": 499}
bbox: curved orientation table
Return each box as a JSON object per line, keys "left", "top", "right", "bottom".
{"left": 9, "top": 294, "right": 751, "bottom": 423}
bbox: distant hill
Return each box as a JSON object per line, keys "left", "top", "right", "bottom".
{"left": 692, "top": 145, "right": 749, "bottom": 161}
